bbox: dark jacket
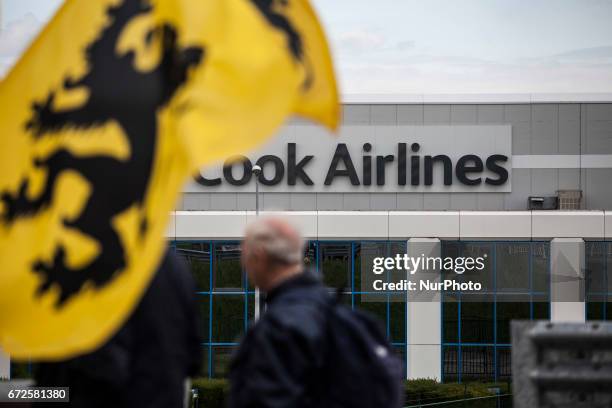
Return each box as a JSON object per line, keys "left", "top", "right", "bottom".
{"left": 35, "top": 249, "right": 202, "bottom": 408}
{"left": 229, "top": 271, "right": 331, "bottom": 408}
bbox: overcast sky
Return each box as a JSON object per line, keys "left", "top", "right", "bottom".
{"left": 2, "top": 0, "right": 612, "bottom": 94}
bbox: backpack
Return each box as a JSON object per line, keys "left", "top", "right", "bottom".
{"left": 320, "top": 294, "right": 405, "bottom": 408}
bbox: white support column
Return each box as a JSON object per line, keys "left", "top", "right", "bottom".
{"left": 406, "top": 238, "right": 441, "bottom": 380}
{"left": 550, "top": 238, "right": 585, "bottom": 322}
{"left": 0, "top": 348, "right": 9, "bottom": 379}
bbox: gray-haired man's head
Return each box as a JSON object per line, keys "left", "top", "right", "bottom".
{"left": 241, "top": 217, "right": 305, "bottom": 292}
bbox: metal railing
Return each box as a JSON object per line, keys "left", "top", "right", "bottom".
{"left": 405, "top": 393, "right": 512, "bottom": 408}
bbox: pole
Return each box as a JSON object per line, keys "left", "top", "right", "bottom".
{"left": 255, "top": 174, "right": 259, "bottom": 215}
{"left": 253, "top": 165, "right": 261, "bottom": 321}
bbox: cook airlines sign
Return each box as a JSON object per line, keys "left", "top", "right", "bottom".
{"left": 185, "top": 125, "right": 512, "bottom": 193}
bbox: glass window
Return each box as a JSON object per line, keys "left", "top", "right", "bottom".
{"left": 443, "top": 241, "right": 461, "bottom": 258}
{"left": 496, "top": 347, "right": 512, "bottom": 381}
{"left": 176, "top": 240, "right": 412, "bottom": 378}
{"left": 586, "top": 241, "right": 606, "bottom": 294}
{"left": 393, "top": 346, "right": 406, "bottom": 367}
{"left": 460, "top": 301, "right": 494, "bottom": 344}
{"left": 211, "top": 295, "right": 245, "bottom": 343}
{"left": 607, "top": 243, "right": 612, "bottom": 292}
{"left": 338, "top": 293, "right": 352, "bottom": 306}
{"left": 587, "top": 301, "right": 605, "bottom": 320}
{"left": 496, "top": 298, "right": 530, "bottom": 344}
{"left": 247, "top": 294, "right": 255, "bottom": 324}
{"left": 354, "top": 297, "right": 387, "bottom": 333}
{"left": 532, "top": 295, "right": 550, "bottom": 320}
{"left": 442, "top": 346, "right": 459, "bottom": 382}
{"left": 460, "top": 243, "right": 493, "bottom": 292}
{"left": 496, "top": 243, "right": 530, "bottom": 292}
{"left": 441, "top": 241, "right": 460, "bottom": 282}
{"left": 212, "top": 347, "right": 236, "bottom": 378}
{"left": 214, "top": 242, "right": 243, "bottom": 290}
{"left": 605, "top": 299, "right": 612, "bottom": 321}
{"left": 388, "top": 242, "right": 408, "bottom": 288}
{"left": 180, "top": 239, "right": 556, "bottom": 381}
{"left": 586, "top": 241, "right": 610, "bottom": 320}
{"left": 442, "top": 295, "right": 459, "bottom": 344}
{"left": 444, "top": 242, "right": 493, "bottom": 291}
{"left": 177, "top": 242, "right": 210, "bottom": 292}
{"left": 389, "top": 296, "right": 406, "bottom": 343}
{"left": 460, "top": 346, "right": 495, "bottom": 382}
{"left": 440, "top": 241, "right": 551, "bottom": 382}
{"left": 319, "top": 243, "right": 351, "bottom": 290}
{"left": 355, "top": 242, "right": 389, "bottom": 292}
{"left": 354, "top": 244, "right": 362, "bottom": 291}
{"left": 303, "top": 241, "right": 317, "bottom": 270}
{"left": 532, "top": 242, "right": 549, "bottom": 293}
{"left": 198, "top": 295, "right": 210, "bottom": 343}
{"left": 199, "top": 347, "right": 210, "bottom": 378}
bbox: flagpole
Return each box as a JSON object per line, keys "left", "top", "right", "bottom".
{"left": 252, "top": 164, "right": 262, "bottom": 321}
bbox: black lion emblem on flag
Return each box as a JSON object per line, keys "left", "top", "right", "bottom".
{"left": 1, "top": 0, "right": 203, "bottom": 307}
{"left": 0, "top": 0, "right": 306, "bottom": 308}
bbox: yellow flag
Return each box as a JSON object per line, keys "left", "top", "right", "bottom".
{"left": 0, "top": 0, "right": 338, "bottom": 360}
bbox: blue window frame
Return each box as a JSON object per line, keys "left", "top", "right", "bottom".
{"left": 440, "top": 241, "right": 551, "bottom": 383}
{"left": 173, "top": 240, "right": 408, "bottom": 379}
{"left": 585, "top": 241, "right": 612, "bottom": 320}
{"left": 174, "top": 240, "right": 253, "bottom": 378}
{"left": 174, "top": 239, "right": 551, "bottom": 380}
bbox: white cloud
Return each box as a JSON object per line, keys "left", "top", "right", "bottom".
{"left": 3, "top": 1, "right": 612, "bottom": 95}
{"left": 336, "top": 30, "right": 386, "bottom": 53}
{"left": 396, "top": 40, "right": 415, "bottom": 51}
{"left": 336, "top": 51, "right": 612, "bottom": 94}
{"left": 314, "top": 0, "right": 612, "bottom": 94}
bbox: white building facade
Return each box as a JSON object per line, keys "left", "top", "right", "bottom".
{"left": 170, "top": 97, "right": 612, "bottom": 381}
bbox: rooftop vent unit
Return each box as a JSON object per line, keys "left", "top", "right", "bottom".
{"left": 528, "top": 196, "right": 558, "bottom": 210}
{"left": 557, "top": 190, "right": 582, "bottom": 210}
